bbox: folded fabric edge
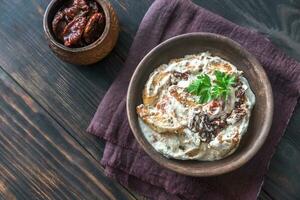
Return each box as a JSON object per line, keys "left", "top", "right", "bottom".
{"left": 101, "top": 141, "right": 220, "bottom": 199}
{"left": 103, "top": 163, "right": 193, "bottom": 200}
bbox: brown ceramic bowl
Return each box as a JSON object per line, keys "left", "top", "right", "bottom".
{"left": 43, "top": 0, "right": 119, "bottom": 65}
{"left": 127, "top": 33, "right": 273, "bottom": 177}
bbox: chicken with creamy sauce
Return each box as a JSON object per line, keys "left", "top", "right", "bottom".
{"left": 136, "top": 52, "right": 255, "bottom": 161}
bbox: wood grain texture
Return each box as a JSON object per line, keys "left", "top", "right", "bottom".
{"left": 0, "top": 68, "right": 136, "bottom": 200}
{"left": 193, "top": 0, "right": 300, "bottom": 60}
{"left": 109, "top": 0, "right": 153, "bottom": 58}
{"left": 263, "top": 103, "right": 300, "bottom": 200}
{"left": 0, "top": 0, "right": 299, "bottom": 199}
{"left": 0, "top": 0, "right": 120, "bottom": 162}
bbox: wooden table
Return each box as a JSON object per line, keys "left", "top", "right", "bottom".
{"left": 0, "top": 0, "right": 299, "bottom": 199}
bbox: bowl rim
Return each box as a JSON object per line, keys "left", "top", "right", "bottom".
{"left": 126, "top": 32, "right": 274, "bottom": 177}
{"left": 43, "top": 0, "right": 110, "bottom": 52}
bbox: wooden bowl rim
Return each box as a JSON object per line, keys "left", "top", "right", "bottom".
{"left": 127, "top": 32, "right": 273, "bottom": 177}
{"left": 43, "top": 0, "right": 111, "bottom": 52}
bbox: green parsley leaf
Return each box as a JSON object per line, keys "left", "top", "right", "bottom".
{"left": 212, "top": 70, "right": 237, "bottom": 100}
{"left": 187, "top": 74, "right": 212, "bottom": 104}
{"left": 186, "top": 70, "right": 237, "bottom": 104}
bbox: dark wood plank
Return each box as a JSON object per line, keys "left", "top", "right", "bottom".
{"left": 109, "top": 0, "right": 153, "bottom": 58}
{"left": 262, "top": 103, "right": 300, "bottom": 200}
{"left": 192, "top": 0, "right": 300, "bottom": 60}
{"left": 258, "top": 190, "right": 273, "bottom": 200}
{"left": 0, "top": 0, "right": 123, "bottom": 162}
{"left": 0, "top": 68, "right": 137, "bottom": 200}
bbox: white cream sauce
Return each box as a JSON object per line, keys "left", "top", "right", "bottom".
{"left": 137, "top": 52, "right": 255, "bottom": 161}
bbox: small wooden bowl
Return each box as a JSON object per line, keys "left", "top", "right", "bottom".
{"left": 127, "top": 33, "right": 273, "bottom": 177}
{"left": 43, "top": 0, "right": 119, "bottom": 65}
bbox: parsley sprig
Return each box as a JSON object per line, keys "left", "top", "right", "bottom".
{"left": 187, "top": 74, "right": 212, "bottom": 104}
{"left": 187, "top": 70, "right": 237, "bottom": 104}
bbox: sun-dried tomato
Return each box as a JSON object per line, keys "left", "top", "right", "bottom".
{"left": 52, "top": 11, "right": 67, "bottom": 41}
{"left": 64, "top": 6, "right": 88, "bottom": 22}
{"left": 63, "top": 16, "right": 87, "bottom": 47}
{"left": 52, "top": 0, "right": 105, "bottom": 47}
{"left": 83, "top": 13, "right": 105, "bottom": 44}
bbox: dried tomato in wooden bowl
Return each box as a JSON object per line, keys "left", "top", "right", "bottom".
{"left": 43, "top": 0, "right": 119, "bottom": 65}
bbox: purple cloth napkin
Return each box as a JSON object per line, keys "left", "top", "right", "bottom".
{"left": 87, "top": 0, "right": 300, "bottom": 199}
